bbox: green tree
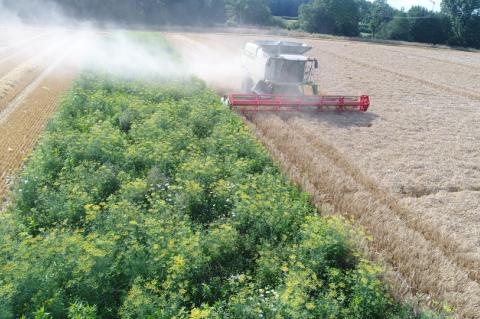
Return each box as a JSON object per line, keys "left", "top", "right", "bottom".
{"left": 355, "top": 0, "right": 373, "bottom": 33}
{"left": 2, "top": 0, "right": 229, "bottom": 26}
{"left": 377, "top": 12, "right": 411, "bottom": 41}
{"left": 225, "top": 0, "right": 273, "bottom": 25}
{"left": 268, "top": 0, "right": 309, "bottom": 16}
{"left": 299, "top": 0, "right": 360, "bottom": 36}
{"left": 356, "top": 0, "right": 373, "bottom": 23}
{"left": 463, "top": 15, "right": 480, "bottom": 47}
{"left": 442, "top": 0, "right": 480, "bottom": 47}
{"left": 369, "top": 0, "right": 395, "bottom": 37}
{"left": 408, "top": 6, "right": 449, "bottom": 44}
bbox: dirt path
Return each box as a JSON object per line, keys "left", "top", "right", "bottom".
{"left": 166, "top": 32, "right": 480, "bottom": 318}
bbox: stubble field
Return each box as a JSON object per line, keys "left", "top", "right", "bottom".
{"left": 166, "top": 32, "right": 480, "bottom": 318}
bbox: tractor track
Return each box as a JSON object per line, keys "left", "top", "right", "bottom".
{"left": 250, "top": 113, "right": 480, "bottom": 318}
{"left": 304, "top": 36, "right": 480, "bottom": 73}
{"left": 378, "top": 46, "right": 480, "bottom": 72}
{"left": 310, "top": 46, "right": 480, "bottom": 102}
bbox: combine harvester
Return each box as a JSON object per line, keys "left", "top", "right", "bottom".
{"left": 222, "top": 40, "right": 370, "bottom": 113}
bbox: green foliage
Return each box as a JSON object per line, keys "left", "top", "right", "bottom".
{"left": 225, "top": 0, "right": 274, "bottom": 25}
{"left": 408, "top": 6, "right": 450, "bottom": 44}
{"left": 271, "top": 16, "right": 289, "bottom": 28}
{"left": 268, "top": 0, "right": 309, "bottom": 16}
{"left": 0, "top": 67, "right": 443, "bottom": 318}
{"left": 356, "top": 0, "right": 373, "bottom": 26}
{"left": 299, "top": 0, "right": 360, "bottom": 36}
{"left": 368, "top": 0, "right": 395, "bottom": 37}
{"left": 442, "top": 0, "right": 480, "bottom": 47}
{"left": 68, "top": 302, "right": 97, "bottom": 319}
{"left": 377, "top": 13, "right": 411, "bottom": 41}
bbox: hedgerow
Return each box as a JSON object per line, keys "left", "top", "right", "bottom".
{"left": 0, "top": 36, "right": 444, "bottom": 318}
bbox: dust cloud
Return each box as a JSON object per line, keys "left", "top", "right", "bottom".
{"left": 165, "top": 34, "right": 245, "bottom": 92}
{"left": 0, "top": 1, "right": 198, "bottom": 79}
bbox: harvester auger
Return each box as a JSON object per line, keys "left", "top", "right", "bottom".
{"left": 222, "top": 40, "right": 370, "bottom": 113}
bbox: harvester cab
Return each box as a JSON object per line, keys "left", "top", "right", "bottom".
{"left": 223, "top": 40, "right": 370, "bottom": 113}
{"left": 241, "top": 40, "right": 318, "bottom": 95}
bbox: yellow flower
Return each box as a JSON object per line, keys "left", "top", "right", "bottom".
{"left": 190, "top": 308, "right": 210, "bottom": 319}
{"left": 443, "top": 303, "right": 453, "bottom": 314}
{"left": 174, "top": 255, "right": 185, "bottom": 268}
{"left": 238, "top": 274, "right": 246, "bottom": 283}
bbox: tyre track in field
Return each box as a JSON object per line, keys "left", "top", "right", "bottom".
{"left": 0, "top": 38, "right": 77, "bottom": 202}
{"left": 305, "top": 37, "right": 480, "bottom": 73}
{"left": 311, "top": 45, "right": 480, "bottom": 102}
{"left": 250, "top": 114, "right": 480, "bottom": 318}
{"left": 379, "top": 46, "right": 480, "bottom": 72}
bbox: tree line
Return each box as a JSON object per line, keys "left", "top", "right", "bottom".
{"left": 2, "top": 0, "right": 479, "bottom": 48}
{"left": 297, "top": 0, "right": 479, "bottom": 48}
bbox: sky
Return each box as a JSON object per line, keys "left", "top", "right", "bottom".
{"left": 387, "top": 0, "right": 441, "bottom": 11}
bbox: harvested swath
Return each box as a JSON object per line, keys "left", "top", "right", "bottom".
{"left": 400, "top": 190, "right": 480, "bottom": 262}
{"left": 306, "top": 42, "right": 480, "bottom": 102}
